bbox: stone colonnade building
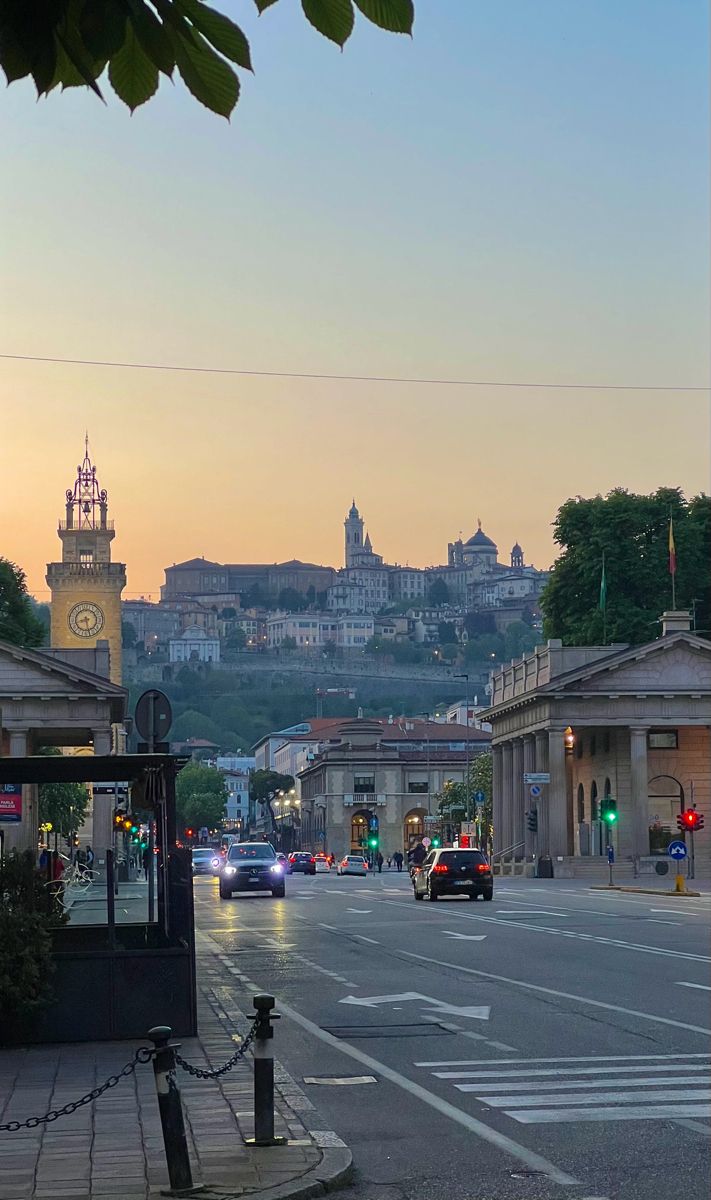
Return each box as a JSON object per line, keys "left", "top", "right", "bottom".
{"left": 482, "top": 613, "right": 711, "bottom": 865}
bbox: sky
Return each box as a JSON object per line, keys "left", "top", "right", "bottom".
{"left": 1, "top": 0, "right": 708, "bottom": 601}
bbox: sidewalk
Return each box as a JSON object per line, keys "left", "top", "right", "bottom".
{"left": 0, "top": 976, "right": 351, "bottom": 1200}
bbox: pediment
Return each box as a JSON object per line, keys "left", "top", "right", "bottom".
{"left": 0, "top": 642, "right": 121, "bottom": 697}
{"left": 552, "top": 638, "right": 711, "bottom": 694}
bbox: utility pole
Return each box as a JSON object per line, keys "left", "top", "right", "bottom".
{"left": 419, "top": 712, "right": 431, "bottom": 819}
{"left": 455, "top": 674, "right": 471, "bottom": 823}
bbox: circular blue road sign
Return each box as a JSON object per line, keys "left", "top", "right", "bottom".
{"left": 474, "top": 790, "right": 486, "bottom": 805}
{"left": 667, "top": 840, "right": 688, "bottom": 860}
{"left": 530, "top": 784, "right": 542, "bottom": 798}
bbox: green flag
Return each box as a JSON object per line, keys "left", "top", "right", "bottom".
{"left": 599, "top": 555, "right": 607, "bottom": 612}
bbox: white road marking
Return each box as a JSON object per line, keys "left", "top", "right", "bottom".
{"left": 442, "top": 931, "right": 487, "bottom": 941}
{"left": 303, "top": 1076, "right": 377, "bottom": 1086}
{"left": 478, "top": 1088, "right": 711, "bottom": 1108}
{"left": 436, "top": 1064, "right": 711, "bottom": 1079}
{"left": 508, "top": 1104, "right": 711, "bottom": 1124}
{"left": 415, "top": 1053, "right": 711, "bottom": 1067}
{"left": 319, "top": 923, "right": 338, "bottom": 931}
{"left": 460, "top": 1075, "right": 711, "bottom": 1093}
{"left": 676, "top": 982, "right": 711, "bottom": 992}
{"left": 273, "top": 996, "right": 580, "bottom": 1184}
{"left": 339, "top": 991, "right": 490, "bottom": 1021}
{"left": 650, "top": 908, "right": 701, "bottom": 917}
{"left": 496, "top": 909, "right": 568, "bottom": 917}
{"left": 401, "top": 950, "right": 711, "bottom": 1036}
{"left": 346, "top": 908, "right": 372, "bottom": 913}
{"left": 354, "top": 935, "right": 380, "bottom": 945}
{"left": 646, "top": 920, "right": 681, "bottom": 926}
{"left": 381, "top": 897, "right": 711, "bottom": 963}
{"left": 675, "top": 1118, "right": 711, "bottom": 1135}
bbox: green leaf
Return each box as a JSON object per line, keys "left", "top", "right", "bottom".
{"left": 56, "top": 29, "right": 104, "bottom": 96}
{"left": 253, "top": 0, "right": 279, "bottom": 12}
{"left": 109, "top": 24, "right": 159, "bottom": 109}
{"left": 301, "top": 0, "right": 354, "bottom": 47}
{"left": 127, "top": 0, "right": 175, "bottom": 76}
{"left": 79, "top": 0, "right": 128, "bottom": 60}
{"left": 176, "top": 0, "right": 252, "bottom": 69}
{"left": 169, "top": 27, "right": 239, "bottom": 117}
{"left": 0, "top": 29, "right": 31, "bottom": 84}
{"left": 354, "top": 0, "right": 413, "bottom": 34}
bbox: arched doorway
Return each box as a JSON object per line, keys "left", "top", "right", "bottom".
{"left": 350, "top": 809, "right": 376, "bottom": 854}
{"left": 648, "top": 775, "right": 684, "bottom": 855}
{"left": 404, "top": 807, "right": 427, "bottom": 853}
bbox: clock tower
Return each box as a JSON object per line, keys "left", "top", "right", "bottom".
{"left": 46, "top": 438, "right": 126, "bottom": 684}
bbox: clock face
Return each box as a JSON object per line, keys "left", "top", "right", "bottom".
{"left": 68, "top": 602, "right": 105, "bottom": 638}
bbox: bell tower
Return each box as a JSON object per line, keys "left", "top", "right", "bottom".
{"left": 344, "top": 500, "right": 364, "bottom": 568}
{"left": 46, "top": 437, "right": 126, "bottom": 684}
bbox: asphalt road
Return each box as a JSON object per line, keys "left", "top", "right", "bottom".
{"left": 193, "top": 870, "right": 711, "bottom": 1200}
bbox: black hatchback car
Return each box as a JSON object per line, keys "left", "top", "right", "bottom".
{"left": 219, "top": 842, "right": 286, "bottom": 899}
{"left": 412, "top": 847, "right": 493, "bottom": 902}
{"left": 287, "top": 852, "right": 316, "bottom": 876}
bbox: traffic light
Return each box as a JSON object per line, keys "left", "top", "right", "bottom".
{"left": 677, "top": 809, "right": 704, "bottom": 832}
{"left": 432, "top": 836, "right": 441, "bottom": 848}
{"left": 527, "top": 809, "right": 538, "bottom": 833}
{"left": 368, "top": 834, "right": 379, "bottom": 849}
{"left": 601, "top": 797, "right": 617, "bottom": 825}
{"left": 113, "top": 810, "right": 126, "bottom": 830}
{"left": 460, "top": 833, "right": 470, "bottom": 848}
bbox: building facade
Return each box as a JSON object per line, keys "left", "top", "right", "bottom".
{"left": 168, "top": 625, "right": 220, "bottom": 663}
{"left": 482, "top": 613, "right": 711, "bottom": 866}
{"left": 46, "top": 439, "right": 126, "bottom": 685}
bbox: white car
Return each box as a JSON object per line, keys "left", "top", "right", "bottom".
{"left": 337, "top": 855, "right": 368, "bottom": 877}
{"left": 314, "top": 854, "right": 331, "bottom": 874}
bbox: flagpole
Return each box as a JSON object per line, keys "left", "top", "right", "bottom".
{"left": 599, "top": 552, "right": 607, "bottom": 645}
{"left": 669, "top": 511, "right": 677, "bottom": 609}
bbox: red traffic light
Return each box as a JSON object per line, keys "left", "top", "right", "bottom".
{"left": 677, "top": 809, "right": 704, "bottom": 832}
{"left": 460, "top": 833, "right": 470, "bottom": 848}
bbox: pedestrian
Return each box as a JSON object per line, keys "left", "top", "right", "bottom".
{"left": 38, "top": 845, "right": 49, "bottom": 871}
{"left": 386, "top": 855, "right": 392, "bottom": 869}
{"left": 142, "top": 845, "right": 151, "bottom": 880}
{"left": 376, "top": 851, "right": 384, "bottom": 873}
{"left": 85, "top": 844, "right": 95, "bottom": 870}
{"left": 393, "top": 851, "right": 404, "bottom": 872}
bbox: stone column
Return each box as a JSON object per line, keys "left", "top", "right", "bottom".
{"left": 92, "top": 730, "right": 113, "bottom": 870}
{"left": 534, "top": 730, "right": 549, "bottom": 857}
{"left": 548, "top": 727, "right": 570, "bottom": 857}
{"left": 523, "top": 735, "right": 536, "bottom": 857}
{"left": 501, "top": 742, "right": 513, "bottom": 853}
{"left": 492, "top": 745, "right": 503, "bottom": 856}
{"left": 629, "top": 727, "right": 649, "bottom": 855}
{"left": 511, "top": 739, "right": 525, "bottom": 856}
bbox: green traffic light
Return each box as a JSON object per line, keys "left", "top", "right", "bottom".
{"left": 432, "top": 837, "right": 441, "bottom": 847}
{"left": 368, "top": 836, "right": 378, "bottom": 848}
{"left": 603, "top": 812, "right": 617, "bottom": 823}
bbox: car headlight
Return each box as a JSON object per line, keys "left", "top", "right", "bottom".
{"left": 224, "top": 865, "right": 237, "bottom": 875}
{"left": 270, "top": 863, "right": 283, "bottom": 874}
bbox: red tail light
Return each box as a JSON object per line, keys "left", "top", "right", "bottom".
{"left": 310, "top": 856, "right": 316, "bottom": 863}
{"left": 433, "top": 864, "right": 449, "bottom": 874}
{"left": 476, "top": 863, "right": 490, "bottom": 872}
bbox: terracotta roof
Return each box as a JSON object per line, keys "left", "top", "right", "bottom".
{"left": 278, "top": 717, "right": 489, "bottom": 744}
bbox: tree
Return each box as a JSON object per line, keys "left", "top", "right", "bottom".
{"left": 541, "top": 489, "right": 711, "bottom": 646}
{"left": 502, "top": 620, "right": 539, "bottom": 660}
{"left": 249, "top": 770, "right": 294, "bottom": 806}
{"left": 36, "top": 748, "right": 91, "bottom": 838}
{"left": 122, "top": 620, "right": 138, "bottom": 648}
{"left": 176, "top": 762, "right": 226, "bottom": 828}
{"left": 322, "top": 639, "right": 338, "bottom": 658}
{"left": 0, "top": 0, "right": 415, "bottom": 118}
{"left": 0, "top": 559, "right": 46, "bottom": 648}
{"left": 438, "top": 621, "right": 457, "bottom": 645}
{"left": 436, "top": 752, "right": 492, "bottom": 834}
{"left": 220, "top": 607, "right": 237, "bottom": 619}
{"left": 427, "top": 577, "right": 450, "bottom": 608}
{"left": 280, "top": 635, "right": 297, "bottom": 651}
{"left": 278, "top": 587, "right": 308, "bottom": 613}
{"left": 171, "top": 708, "right": 223, "bottom": 744}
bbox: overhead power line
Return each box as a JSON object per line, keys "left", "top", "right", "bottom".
{"left": 0, "top": 352, "right": 707, "bottom": 393}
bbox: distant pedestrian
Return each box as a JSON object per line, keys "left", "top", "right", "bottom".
{"left": 386, "top": 855, "right": 392, "bottom": 869}
{"left": 393, "top": 851, "right": 404, "bottom": 873}
{"left": 376, "top": 852, "right": 384, "bottom": 874}
{"left": 85, "top": 845, "right": 95, "bottom": 870}
{"left": 142, "top": 845, "right": 151, "bottom": 880}
{"left": 38, "top": 846, "right": 49, "bottom": 872}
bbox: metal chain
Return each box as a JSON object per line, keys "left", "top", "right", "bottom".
{"left": 0, "top": 1047, "right": 154, "bottom": 1133}
{"left": 175, "top": 1018, "right": 259, "bottom": 1079}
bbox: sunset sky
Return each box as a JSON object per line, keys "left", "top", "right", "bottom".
{"left": 1, "top": 1, "right": 708, "bottom": 601}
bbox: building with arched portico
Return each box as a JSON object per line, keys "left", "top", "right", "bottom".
{"left": 296, "top": 717, "right": 490, "bottom": 858}
{"left": 482, "top": 611, "right": 710, "bottom": 871}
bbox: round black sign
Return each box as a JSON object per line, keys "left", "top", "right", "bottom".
{"left": 134, "top": 689, "right": 173, "bottom": 743}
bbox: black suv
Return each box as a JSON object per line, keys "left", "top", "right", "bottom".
{"left": 412, "top": 847, "right": 493, "bottom": 902}
{"left": 219, "top": 842, "right": 286, "bottom": 899}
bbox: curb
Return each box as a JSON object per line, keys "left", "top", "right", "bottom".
{"left": 590, "top": 885, "right": 703, "bottom": 897}
{"left": 195, "top": 1147, "right": 353, "bottom": 1200}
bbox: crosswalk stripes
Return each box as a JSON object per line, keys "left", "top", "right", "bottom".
{"left": 416, "top": 1054, "right": 711, "bottom": 1125}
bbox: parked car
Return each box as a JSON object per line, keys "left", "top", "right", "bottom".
{"left": 287, "top": 852, "right": 316, "bottom": 876}
{"left": 219, "top": 842, "right": 286, "bottom": 899}
{"left": 337, "top": 855, "right": 368, "bottom": 877}
{"left": 192, "top": 847, "right": 219, "bottom": 876}
{"left": 412, "top": 847, "right": 493, "bottom": 902}
{"left": 314, "top": 854, "right": 331, "bottom": 874}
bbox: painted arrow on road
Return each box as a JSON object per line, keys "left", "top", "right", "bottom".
{"left": 441, "top": 931, "right": 487, "bottom": 941}
{"left": 339, "top": 992, "right": 490, "bottom": 1021}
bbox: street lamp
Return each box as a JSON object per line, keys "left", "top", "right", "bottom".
{"left": 455, "top": 674, "right": 471, "bottom": 826}
{"left": 419, "top": 712, "right": 432, "bottom": 817}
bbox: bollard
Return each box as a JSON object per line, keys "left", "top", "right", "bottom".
{"left": 147, "top": 1026, "right": 203, "bottom": 1196}
{"left": 675, "top": 873, "right": 687, "bottom": 894}
{"left": 246, "top": 995, "right": 286, "bottom": 1147}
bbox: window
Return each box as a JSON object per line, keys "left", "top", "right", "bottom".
{"left": 354, "top": 775, "right": 375, "bottom": 793}
{"left": 577, "top": 783, "right": 585, "bottom": 824}
{"left": 590, "top": 735, "right": 597, "bottom": 757}
{"left": 408, "top": 781, "right": 429, "bottom": 793}
{"left": 590, "top": 780, "right": 599, "bottom": 822}
{"left": 648, "top": 730, "right": 678, "bottom": 750}
{"left": 603, "top": 731, "right": 611, "bottom": 753}
{"left": 576, "top": 737, "right": 583, "bottom": 759}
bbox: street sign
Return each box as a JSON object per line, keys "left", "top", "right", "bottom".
{"left": 667, "top": 840, "right": 688, "bottom": 860}
{"left": 530, "top": 784, "right": 542, "bottom": 798}
{"left": 460, "top": 821, "right": 477, "bottom": 836}
{"left": 524, "top": 772, "right": 550, "bottom": 785}
{"left": 423, "top": 815, "right": 438, "bottom": 825}
{"left": 134, "top": 690, "right": 173, "bottom": 746}
{"left": 421, "top": 836, "right": 431, "bottom": 848}
{"left": 474, "top": 790, "right": 486, "bottom": 805}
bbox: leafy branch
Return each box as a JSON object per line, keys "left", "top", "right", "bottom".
{"left": 0, "top": 0, "right": 414, "bottom": 117}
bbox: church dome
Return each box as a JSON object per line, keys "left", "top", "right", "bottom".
{"left": 465, "top": 523, "right": 497, "bottom": 550}
{"left": 511, "top": 542, "right": 523, "bottom": 555}
{"left": 348, "top": 500, "right": 359, "bottom": 518}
